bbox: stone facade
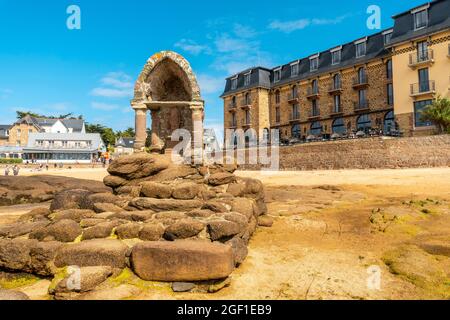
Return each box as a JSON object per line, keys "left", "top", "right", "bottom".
{"left": 239, "top": 134, "right": 450, "bottom": 171}
{"left": 7, "top": 123, "right": 39, "bottom": 147}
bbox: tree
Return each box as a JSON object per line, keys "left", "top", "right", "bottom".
{"left": 145, "top": 128, "right": 152, "bottom": 148}
{"left": 16, "top": 111, "right": 42, "bottom": 119}
{"left": 121, "top": 127, "right": 135, "bottom": 138}
{"left": 85, "top": 123, "right": 117, "bottom": 147}
{"left": 420, "top": 96, "right": 450, "bottom": 134}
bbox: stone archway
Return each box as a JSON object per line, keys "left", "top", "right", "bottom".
{"left": 131, "top": 51, "right": 204, "bottom": 154}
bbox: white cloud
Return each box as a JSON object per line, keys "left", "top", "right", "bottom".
{"left": 91, "top": 102, "right": 120, "bottom": 111}
{"left": 91, "top": 71, "right": 133, "bottom": 98}
{"left": 269, "top": 14, "right": 350, "bottom": 33}
{"left": 175, "top": 39, "right": 211, "bottom": 55}
{"left": 233, "top": 23, "right": 258, "bottom": 38}
{"left": 197, "top": 74, "right": 224, "bottom": 95}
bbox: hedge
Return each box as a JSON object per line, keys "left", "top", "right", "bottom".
{"left": 0, "top": 158, "right": 23, "bottom": 164}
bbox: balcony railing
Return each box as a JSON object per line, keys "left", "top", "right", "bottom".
{"left": 354, "top": 100, "right": 369, "bottom": 111}
{"left": 242, "top": 119, "right": 252, "bottom": 127}
{"left": 328, "top": 82, "right": 342, "bottom": 94}
{"left": 352, "top": 74, "right": 369, "bottom": 88}
{"left": 308, "top": 108, "right": 320, "bottom": 118}
{"left": 241, "top": 99, "right": 252, "bottom": 109}
{"left": 34, "top": 145, "right": 93, "bottom": 150}
{"left": 288, "top": 92, "right": 299, "bottom": 103}
{"left": 330, "top": 104, "right": 343, "bottom": 115}
{"left": 409, "top": 49, "right": 434, "bottom": 68}
{"left": 228, "top": 121, "right": 237, "bottom": 128}
{"left": 228, "top": 102, "right": 237, "bottom": 110}
{"left": 410, "top": 80, "right": 436, "bottom": 96}
{"left": 306, "top": 87, "right": 320, "bottom": 98}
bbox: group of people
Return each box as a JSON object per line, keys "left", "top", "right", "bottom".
{"left": 4, "top": 165, "right": 20, "bottom": 176}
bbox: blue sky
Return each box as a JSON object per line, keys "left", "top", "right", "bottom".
{"left": 0, "top": 0, "right": 426, "bottom": 133}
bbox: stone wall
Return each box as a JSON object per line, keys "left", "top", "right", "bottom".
{"left": 239, "top": 135, "right": 450, "bottom": 171}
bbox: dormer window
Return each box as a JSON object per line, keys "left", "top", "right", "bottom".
{"left": 413, "top": 8, "right": 428, "bottom": 30}
{"left": 330, "top": 47, "right": 342, "bottom": 65}
{"left": 383, "top": 29, "right": 393, "bottom": 45}
{"left": 290, "top": 62, "right": 299, "bottom": 77}
{"left": 274, "top": 68, "right": 281, "bottom": 82}
{"left": 355, "top": 38, "right": 367, "bottom": 58}
{"left": 231, "top": 76, "right": 238, "bottom": 90}
{"left": 309, "top": 55, "right": 319, "bottom": 72}
{"left": 244, "top": 72, "right": 251, "bottom": 86}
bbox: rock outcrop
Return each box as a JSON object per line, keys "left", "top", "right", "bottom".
{"left": 0, "top": 153, "right": 271, "bottom": 298}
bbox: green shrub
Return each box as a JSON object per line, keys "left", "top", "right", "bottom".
{"left": 0, "top": 158, "right": 23, "bottom": 164}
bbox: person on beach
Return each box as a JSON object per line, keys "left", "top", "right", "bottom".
{"left": 4, "top": 165, "right": 10, "bottom": 176}
{"left": 12, "top": 165, "right": 19, "bottom": 176}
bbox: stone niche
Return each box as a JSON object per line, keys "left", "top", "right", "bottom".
{"left": 131, "top": 51, "right": 205, "bottom": 154}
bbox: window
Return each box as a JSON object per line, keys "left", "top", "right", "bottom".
{"left": 245, "top": 92, "right": 251, "bottom": 105}
{"left": 358, "top": 89, "right": 367, "bottom": 106}
{"left": 310, "top": 122, "right": 322, "bottom": 135}
{"left": 334, "top": 95, "right": 341, "bottom": 112}
{"left": 414, "top": 9, "right": 428, "bottom": 30}
{"left": 387, "top": 83, "right": 394, "bottom": 105}
{"left": 331, "top": 50, "right": 341, "bottom": 65}
{"left": 310, "top": 57, "right": 319, "bottom": 72}
{"left": 414, "top": 100, "right": 433, "bottom": 127}
{"left": 244, "top": 72, "right": 251, "bottom": 86}
{"left": 231, "top": 96, "right": 237, "bottom": 107}
{"left": 418, "top": 68, "right": 430, "bottom": 92}
{"left": 275, "top": 107, "right": 280, "bottom": 123}
{"left": 355, "top": 41, "right": 366, "bottom": 58}
{"left": 291, "top": 85, "right": 298, "bottom": 99}
{"left": 275, "top": 90, "right": 280, "bottom": 104}
{"left": 332, "top": 118, "right": 346, "bottom": 134}
{"left": 231, "top": 113, "right": 237, "bottom": 127}
{"left": 292, "top": 104, "right": 300, "bottom": 120}
{"left": 383, "top": 31, "right": 393, "bottom": 45}
{"left": 417, "top": 41, "right": 428, "bottom": 62}
{"left": 231, "top": 77, "right": 238, "bottom": 90}
{"left": 17, "top": 129, "right": 21, "bottom": 137}
{"left": 291, "top": 62, "right": 299, "bottom": 77}
{"left": 291, "top": 124, "right": 301, "bottom": 138}
{"left": 311, "top": 99, "right": 319, "bottom": 116}
{"left": 357, "top": 114, "right": 371, "bottom": 132}
{"left": 333, "top": 74, "right": 341, "bottom": 89}
{"left": 28, "top": 129, "right": 33, "bottom": 134}
{"left": 245, "top": 110, "right": 251, "bottom": 125}
{"left": 358, "top": 67, "right": 367, "bottom": 83}
{"left": 386, "top": 59, "right": 393, "bottom": 79}
{"left": 384, "top": 111, "right": 395, "bottom": 134}
{"left": 311, "top": 80, "right": 318, "bottom": 94}
{"left": 274, "top": 68, "right": 281, "bottom": 82}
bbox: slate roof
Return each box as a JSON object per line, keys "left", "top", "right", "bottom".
{"left": 115, "top": 137, "right": 135, "bottom": 148}
{"left": 14, "top": 116, "right": 85, "bottom": 132}
{"left": 221, "top": 0, "right": 449, "bottom": 96}
{"left": 0, "top": 125, "right": 10, "bottom": 138}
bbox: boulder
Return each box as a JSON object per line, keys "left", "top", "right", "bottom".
{"left": 18, "top": 207, "right": 51, "bottom": 223}
{"left": 139, "top": 223, "right": 165, "bottom": 241}
{"left": 0, "top": 289, "right": 30, "bottom": 301}
{"left": 242, "top": 178, "right": 264, "bottom": 199}
{"left": 52, "top": 266, "right": 113, "bottom": 294}
{"left": 147, "top": 165, "right": 198, "bottom": 182}
{"left": 115, "top": 185, "right": 141, "bottom": 197}
{"left": 87, "top": 192, "right": 120, "bottom": 204}
{"left": 80, "top": 218, "right": 105, "bottom": 228}
{"left": 50, "top": 189, "right": 94, "bottom": 211}
{"left": 130, "top": 198, "right": 202, "bottom": 212}
{"left": 93, "top": 203, "right": 123, "bottom": 213}
{"left": 107, "top": 153, "right": 170, "bottom": 180}
{"left": 52, "top": 209, "right": 96, "bottom": 223}
{"left": 109, "top": 210, "right": 154, "bottom": 222}
{"left": 154, "top": 211, "right": 186, "bottom": 220}
{"left": 223, "top": 212, "right": 249, "bottom": 229}
{"left": 242, "top": 216, "right": 257, "bottom": 244}
{"left": 208, "top": 172, "right": 236, "bottom": 186}
{"left": 186, "top": 209, "right": 215, "bottom": 218}
{"left": 207, "top": 220, "right": 243, "bottom": 241}
{"left": 0, "top": 220, "right": 50, "bottom": 238}
{"left": 54, "top": 239, "right": 128, "bottom": 269}
{"left": 29, "top": 241, "right": 63, "bottom": 276}
{"left": 172, "top": 182, "right": 200, "bottom": 200}
{"left": 103, "top": 175, "right": 127, "bottom": 188}
{"left": 226, "top": 237, "right": 248, "bottom": 266}
{"left": 140, "top": 182, "right": 172, "bottom": 199}
{"left": 82, "top": 221, "right": 122, "bottom": 240}
{"left": 115, "top": 223, "right": 143, "bottom": 240}
{"left": 130, "top": 240, "right": 235, "bottom": 281}
{"left": 226, "top": 183, "right": 245, "bottom": 197}
{"left": 30, "top": 219, "right": 82, "bottom": 243}
{"left": 0, "top": 239, "right": 38, "bottom": 272}
{"left": 172, "top": 282, "right": 195, "bottom": 293}
{"left": 202, "top": 201, "right": 229, "bottom": 213}
{"left": 230, "top": 198, "right": 254, "bottom": 220}
{"left": 164, "top": 219, "right": 205, "bottom": 240}
{"left": 258, "top": 215, "right": 274, "bottom": 227}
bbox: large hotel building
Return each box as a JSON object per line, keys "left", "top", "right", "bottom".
{"left": 221, "top": 0, "right": 450, "bottom": 143}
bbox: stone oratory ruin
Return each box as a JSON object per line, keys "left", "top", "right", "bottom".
{"left": 0, "top": 52, "right": 272, "bottom": 300}
{"left": 132, "top": 51, "right": 204, "bottom": 154}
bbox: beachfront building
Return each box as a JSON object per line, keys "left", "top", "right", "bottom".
{"left": 221, "top": 0, "right": 450, "bottom": 143}
{"left": 114, "top": 137, "right": 135, "bottom": 156}
{"left": 22, "top": 133, "right": 106, "bottom": 164}
{"left": 0, "top": 125, "right": 10, "bottom": 146}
